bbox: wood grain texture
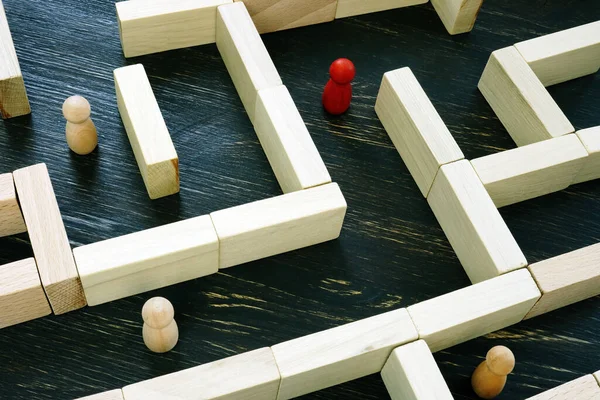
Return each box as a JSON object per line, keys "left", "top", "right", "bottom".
{"left": 114, "top": 64, "right": 179, "bottom": 200}
{"left": 575, "top": 126, "right": 600, "bottom": 184}
{"left": 381, "top": 339, "right": 453, "bottom": 400}
{"left": 122, "top": 348, "right": 280, "bottom": 399}
{"left": 74, "top": 215, "right": 219, "bottom": 306}
{"left": 478, "top": 46, "right": 574, "bottom": 147}
{"left": 0, "top": 0, "right": 29, "bottom": 118}
{"left": 116, "top": 0, "right": 233, "bottom": 58}
{"left": 525, "top": 242, "right": 600, "bottom": 319}
{"left": 12, "top": 163, "right": 86, "bottom": 314}
{"left": 211, "top": 182, "right": 346, "bottom": 268}
{"left": 427, "top": 160, "right": 527, "bottom": 283}
{"left": 234, "top": 0, "right": 337, "bottom": 34}
{"left": 335, "top": 0, "right": 428, "bottom": 19}
{"left": 0, "top": 0, "right": 599, "bottom": 399}
{"left": 272, "top": 308, "right": 418, "bottom": 399}
{"left": 471, "top": 135, "right": 588, "bottom": 208}
{"left": 430, "top": 0, "right": 483, "bottom": 35}
{"left": 526, "top": 374, "right": 600, "bottom": 400}
{"left": 514, "top": 21, "right": 600, "bottom": 87}
{"left": 375, "top": 67, "right": 464, "bottom": 197}
{"left": 408, "top": 269, "right": 541, "bottom": 352}
{"left": 74, "top": 390, "right": 123, "bottom": 400}
{"left": 0, "top": 258, "right": 51, "bottom": 329}
{"left": 254, "top": 85, "right": 331, "bottom": 193}
{"left": 217, "top": 2, "right": 282, "bottom": 123}
{"left": 0, "top": 173, "right": 26, "bottom": 237}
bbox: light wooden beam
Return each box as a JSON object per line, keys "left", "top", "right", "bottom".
{"left": 233, "top": 0, "right": 336, "bottom": 34}
{"left": 430, "top": 0, "right": 483, "bottom": 35}
{"left": 478, "top": 46, "right": 574, "bottom": 147}
{"left": 75, "top": 389, "right": 124, "bottom": 400}
{"left": 122, "top": 348, "right": 281, "bottom": 399}
{"left": 272, "top": 308, "right": 418, "bottom": 399}
{"left": 13, "top": 163, "right": 87, "bottom": 314}
{"left": 574, "top": 126, "right": 600, "bottom": 184}
{"left": 0, "top": 258, "right": 51, "bottom": 329}
{"left": 526, "top": 374, "right": 600, "bottom": 399}
{"left": 375, "top": 67, "right": 464, "bottom": 197}
{"left": 211, "top": 182, "right": 346, "bottom": 269}
{"left": 0, "top": 172, "right": 26, "bottom": 237}
{"left": 116, "top": 0, "right": 233, "bottom": 58}
{"left": 408, "top": 269, "right": 540, "bottom": 352}
{"left": 0, "top": 0, "right": 30, "bottom": 118}
{"left": 74, "top": 215, "right": 219, "bottom": 306}
{"left": 514, "top": 21, "right": 600, "bottom": 87}
{"left": 114, "top": 64, "right": 179, "bottom": 200}
{"left": 427, "top": 160, "right": 527, "bottom": 283}
{"left": 381, "top": 340, "right": 453, "bottom": 400}
{"left": 525, "top": 242, "right": 600, "bottom": 319}
{"left": 254, "top": 85, "right": 331, "bottom": 193}
{"left": 335, "top": 0, "right": 428, "bottom": 19}
{"left": 216, "top": 2, "right": 282, "bottom": 123}
{"left": 471, "top": 134, "right": 588, "bottom": 208}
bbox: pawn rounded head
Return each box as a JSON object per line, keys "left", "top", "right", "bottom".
{"left": 329, "top": 58, "right": 356, "bottom": 84}
{"left": 63, "top": 95, "right": 91, "bottom": 124}
{"left": 142, "top": 297, "right": 174, "bottom": 329}
{"left": 486, "top": 346, "right": 515, "bottom": 376}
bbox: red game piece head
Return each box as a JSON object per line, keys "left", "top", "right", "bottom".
{"left": 329, "top": 58, "right": 356, "bottom": 84}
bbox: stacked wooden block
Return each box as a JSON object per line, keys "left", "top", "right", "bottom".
{"left": 375, "top": 22, "right": 600, "bottom": 302}
{"left": 0, "top": 164, "right": 85, "bottom": 329}
{"left": 0, "top": 1, "right": 346, "bottom": 326}
{"left": 115, "top": 0, "right": 484, "bottom": 58}
{"left": 78, "top": 256, "right": 598, "bottom": 399}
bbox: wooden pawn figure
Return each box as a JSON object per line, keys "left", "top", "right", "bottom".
{"left": 471, "top": 345, "right": 515, "bottom": 399}
{"left": 322, "top": 58, "right": 356, "bottom": 115}
{"left": 142, "top": 297, "right": 179, "bottom": 353}
{"left": 62, "top": 95, "right": 98, "bottom": 155}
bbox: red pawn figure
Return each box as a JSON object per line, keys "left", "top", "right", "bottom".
{"left": 323, "top": 58, "right": 356, "bottom": 115}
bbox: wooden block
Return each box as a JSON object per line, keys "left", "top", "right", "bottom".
{"left": 0, "top": 173, "right": 26, "bottom": 237}
{"left": 478, "top": 46, "right": 574, "bottom": 147}
{"left": 0, "top": 258, "right": 51, "bottom": 329}
{"left": 216, "top": 2, "right": 282, "bottom": 123}
{"left": 0, "top": 0, "right": 30, "bottom": 118}
{"left": 526, "top": 374, "right": 600, "bottom": 400}
{"left": 430, "top": 0, "right": 483, "bottom": 35}
{"left": 272, "top": 308, "right": 419, "bottom": 400}
{"left": 525, "top": 242, "right": 600, "bottom": 319}
{"left": 114, "top": 64, "right": 179, "bottom": 200}
{"left": 74, "top": 215, "right": 218, "bottom": 306}
{"left": 75, "top": 389, "right": 124, "bottom": 400}
{"left": 514, "top": 21, "right": 600, "bottom": 87}
{"left": 13, "top": 163, "right": 87, "bottom": 314}
{"left": 233, "top": 0, "right": 336, "bottom": 34}
{"left": 595, "top": 371, "right": 600, "bottom": 387}
{"left": 122, "top": 347, "right": 280, "bottom": 399}
{"left": 574, "top": 126, "right": 600, "bottom": 184}
{"left": 210, "top": 182, "right": 346, "bottom": 269}
{"left": 381, "top": 340, "right": 453, "bottom": 400}
{"left": 116, "top": 0, "right": 233, "bottom": 58}
{"left": 407, "top": 269, "right": 540, "bottom": 352}
{"left": 335, "top": 0, "right": 428, "bottom": 18}
{"left": 254, "top": 85, "right": 331, "bottom": 193}
{"left": 375, "top": 67, "right": 464, "bottom": 197}
{"left": 427, "top": 160, "right": 527, "bottom": 284}
{"left": 471, "top": 135, "right": 588, "bottom": 208}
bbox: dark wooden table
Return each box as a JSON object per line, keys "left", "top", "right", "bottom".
{"left": 1, "top": 1, "right": 599, "bottom": 399}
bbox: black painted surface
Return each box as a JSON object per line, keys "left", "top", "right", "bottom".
{"left": 0, "top": 1, "right": 599, "bottom": 399}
